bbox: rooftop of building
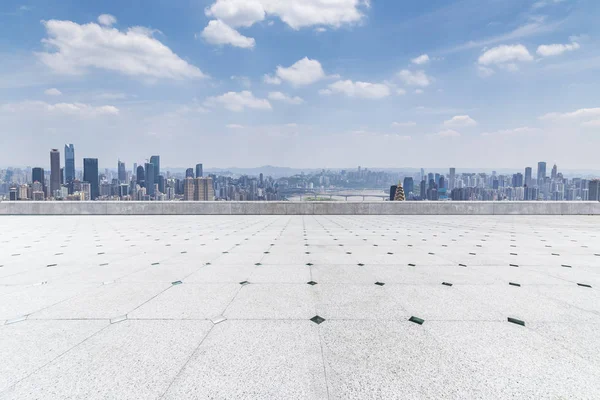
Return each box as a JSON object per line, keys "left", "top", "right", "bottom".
{"left": 1, "top": 214, "right": 600, "bottom": 399}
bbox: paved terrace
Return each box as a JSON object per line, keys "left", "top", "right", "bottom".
{"left": 1, "top": 215, "right": 600, "bottom": 399}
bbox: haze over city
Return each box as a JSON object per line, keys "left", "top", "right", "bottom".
{"left": 1, "top": 0, "right": 600, "bottom": 168}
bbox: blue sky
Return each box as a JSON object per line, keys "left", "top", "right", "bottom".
{"left": 1, "top": 0, "right": 599, "bottom": 170}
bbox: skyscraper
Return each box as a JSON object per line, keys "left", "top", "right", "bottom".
{"left": 118, "top": 160, "right": 127, "bottom": 183}
{"left": 551, "top": 164, "right": 558, "bottom": 180}
{"left": 64, "top": 144, "right": 75, "bottom": 184}
{"left": 186, "top": 168, "right": 194, "bottom": 178}
{"left": 194, "top": 177, "right": 215, "bottom": 201}
{"left": 449, "top": 168, "right": 456, "bottom": 190}
{"left": 83, "top": 158, "right": 99, "bottom": 200}
{"left": 524, "top": 167, "right": 532, "bottom": 187}
{"left": 50, "top": 149, "right": 61, "bottom": 196}
{"left": 136, "top": 165, "right": 145, "bottom": 187}
{"left": 537, "top": 162, "right": 547, "bottom": 186}
{"left": 150, "top": 156, "right": 160, "bottom": 184}
{"left": 512, "top": 173, "right": 524, "bottom": 187}
{"left": 589, "top": 180, "right": 600, "bottom": 201}
{"left": 183, "top": 177, "right": 195, "bottom": 200}
{"left": 32, "top": 167, "right": 45, "bottom": 196}
{"left": 196, "top": 163, "right": 203, "bottom": 178}
{"left": 403, "top": 177, "right": 414, "bottom": 196}
{"left": 145, "top": 163, "right": 155, "bottom": 196}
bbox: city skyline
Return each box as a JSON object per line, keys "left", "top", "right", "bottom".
{"left": 1, "top": 1, "right": 600, "bottom": 168}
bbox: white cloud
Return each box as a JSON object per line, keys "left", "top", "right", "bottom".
{"left": 444, "top": 115, "right": 477, "bottom": 127}
{"left": 204, "top": 90, "right": 272, "bottom": 112}
{"left": 532, "top": 0, "right": 566, "bottom": 9}
{"left": 414, "top": 89, "right": 424, "bottom": 94}
{"left": 97, "top": 92, "right": 128, "bottom": 100}
{"left": 432, "top": 129, "right": 461, "bottom": 138}
{"left": 226, "top": 124, "right": 245, "bottom": 129}
{"left": 273, "top": 57, "right": 326, "bottom": 86}
{"left": 315, "top": 27, "right": 327, "bottom": 33}
{"left": 44, "top": 88, "right": 62, "bottom": 96}
{"left": 540, "top": 107, "right": 600, "bottom": 121}
{"left": 318, "top": 89, "right": 333, "bottom": 96}
{"left": 231, "top": 75, "right": 252, "bottom": 87}
{"left": 397, "top": 70, "right": 431, "bottom": 87}
{"left": 478, "top": 66, "right": 495, "bottom": 77}
{"left": 268, "top": 91, "right": 304, "bottom": 105}
{"left": 200, "top": 20, "right": 255, "bottom": 49}
{"left": 205, "top": 0, "right": 369, "bottom": 30}
{"left": 0, "top": 101, "right": 119, "bottom": 117}
{"left": 97, "top": 14, "right": 117, "bottom": 26}
{"left": 263, "top": 74, "right": 282, "bottom": 85}
{"left": 392, "top": 121, "right": 417, "bottom": 127}
{"left": 396, "top": 88, "right": 407, "bottom": 95}
{"left": 478, "top": 44, "right": 533, "bottom": 66}
{"left": 537, "top": 42, "right": 580, "bottom": 57}
{"left": 325, "top": 80, "right": 391, "bottom": 99}
{"left": 582, "top": 119, "right": 600, "bottom": 127}
{"left": 38, "top": 17, "right": 205, "bottom": 79}
{"left": 411, "top": 54, "right": 430, "bottom": 65}
{"left": 481, "top": 127, "right": 541, "bottom": 137}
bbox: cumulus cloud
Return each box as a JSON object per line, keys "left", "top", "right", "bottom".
{"left": 263, "top": 74, "right": 282, "bottom": 85}
{"left": 478, "top": 44, "right": 533, "bottom": 66}
{"left": 411, "top": 54, "right": 430, "bottom": 65}
{"left": 397, "top": 70, "right": 431, "bottom": 87}
{"left": 226, "top": 124, "right": 245, "bottom": 129}
{"left": 205, "top": 0, "right": 369, "bottom": 30}
{"left": 44, "top": 88, "right": 62, "bottom": 96}
{"left": 324, "top": 80, "right": 391, "bottom": 99}
{"left": 268, "top": 91, "right": 304, "bottom": 104}
{"left": 97, "top": 14, "right": 117, "bottom": 26}
{"left": 537, "top": 42, "right": 580, "bottom": 57}
{"left": 271, "top": 57, "right": 326, "bottom": 86}
{"left": 0, "top": 101, "right": 119, "bottom": 117}
{"left": 37, "top": 17, "right": 205, "bottom": 79}
{"left": 200, "top": 20, "right": 255, "bottom": 49}
{"left": 444, "top": 115, "right": 477, "bottom": 127}
{"left": 540, "top": 107, "right": 600, "bottom": 121}
{"left": 477, "top": 66, "right": 495, "bottom": 78}
{"left": 204, "top": 91, "right": 272, "bottom": 112}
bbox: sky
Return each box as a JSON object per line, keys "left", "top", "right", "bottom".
{"left": 1, "top": 0, "right": 599, "bottom": 170}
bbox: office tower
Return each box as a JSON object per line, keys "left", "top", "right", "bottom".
{"left": 389, "top": 185, "right": 397, "bottom": 201}
{"left": 439, "top": 176, "right": 445, "bottom": 190}
{"left": 524, "top": 167, "right": 532, "bottom": 187}
{"left": 420, "top": 180, "right": 426, "bottom": 199}
{"left": 157, "top": 175, "right": 165, "bottom": 193}
{"left": 50, "top": 149, "right": 60, "bottom": 196}
{"left": 83, "top": 158, "right": 99, "bottom": 200}
{"left": 183, "top": 177, "right": 195, "bottom": 200}
{"left": 118, "top": 160, "right": 127, "bottom": 183}
{"left": 428, "top": 173, "right": 434, "bottom": 184}
{"left": 64, "top": 144, "right": 75, "bottom": 184}
{"left": 133, "top": 163, "right": 137, "bottom": 175}
{"left": 136, "top": 166, "right": 145, "bottom": 187}
{"left": 32, "top": 167, "right": 45, "bottom": 196}
{"left": 551, "top": 164, "right": 558, "bottom": 180}
{"left": 150, "top": 156, "right": 160, "bottom": 183}
{"left": 537, "top": 162, "right": 547, "bottom": 186}
{"left": 194, "top": 177, "right": 215, "bottom": 201}
{"left": 394, "top": 183, "right": 406, "bottom": 201}
{"left": 449, "top": 168, "right": 456, "bottom": 190}
{"left": 512, "top": 173, "right": 524, "bottom": 188}
{"left": 420, "top": 168, "right": 425, "bottom": 182}
{"left": 196, "top": 164, "right": 203, "bottom": 178}
{"left": 186, "top": 168, "right": 194, "bottom": 178}
{"left": 403, "top": 177, "right": 414, "bottom": 196}
{"left": 145, "top": 163, "right": 155, "bottom": 196}
{"left": 589, "top": 180, "right": 600, "bottom": 201}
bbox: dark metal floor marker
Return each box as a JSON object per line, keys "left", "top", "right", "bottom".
{"left": 310, "top": 315, "right": 325, "bottom": 325}
{"left": 240, "top": 281, "right": 250, "bottom": 285}
{"left": 442, "top": 282, "right": 453, "bottom": 287}
{"left": 375, "top": 282, "right": 385, "bottom": 286}
{"left": 409, "top": 316, "right": 424, "bottom": 325}
{"left": 172, "top": 281, "right": 183, "bottom": 285}
{"left": 577, "top": 283, "right": 592, "bottom": 288}
{"left": 510, "top": 264, "right": 519, "bottom": 267}
{"left": 561, "top": 265, "right": 572, "bottom": 268}
{"left": 509, "top": 282, "right": 521, "bottom": 287}
{"left": 307, "top": 281, "right": 318, "bottom": 286}
{"left": 508, "top": 317, "right": 525, "bottom": 326}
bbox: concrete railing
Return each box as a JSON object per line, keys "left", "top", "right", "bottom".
{"left": 0, "top": 201, "right": 599, "bottom": 215}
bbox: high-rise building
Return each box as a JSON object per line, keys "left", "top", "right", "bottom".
{"left": 196, "top": 164, "right": 203, "bottom": 178}
{"left": 145, "top": 163, "right": 155, "bottom": 196}
{"left": 403, "top": 177, "right": 414, "bottom": 197}
{"left": 537, "top": 162, "right": 547, "bottom": 186}
{"left": 150, "top": 156, "right": 160, "bottom": 184}
{"left": 64, "top": 144, "right": 75, "bottom": 184}
{"left": 449, "top": 168, "right": 456, "bottom": 190}
{"left": 50, "top": 149, "right": 60, "bottom": 196}
{"left": 389, "top": 185, "right": 397, "bottom": 201}
{"left": 83, "top": 158, "right": 99, "bottom": 200}
{"left": 420, "top": 180, "right": 426, "bottom": 199}
{"left": 186, "top": 168, "right": 194, "bottom": 178}
{"left": 512, "top": 173, "right": 524, "bottom": 187}
{"left": 524, "top": 167, "right": 532, "bottom": 187}
{"left": 133, "top": 163, "right": 137, "bottom": 176}
{"left": 31, "top": 167, "right": 45, "bottom": 196}
{"left": 551, "top": 164, "right": 558, "bottom": 180}
{"left": 118, "top": 160, "right": 127, "bottom": 183}
{"left": 136, "top": 166, "right": 145, "bottom": 187}
{"left": 589, "top": 180, "right": 600, "bottom": 201}
{"left": 194, "top": 177, "right": 215, "bottom": 201}
{"left": 183, "top": 177, "right": 195, "bottom": 201}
